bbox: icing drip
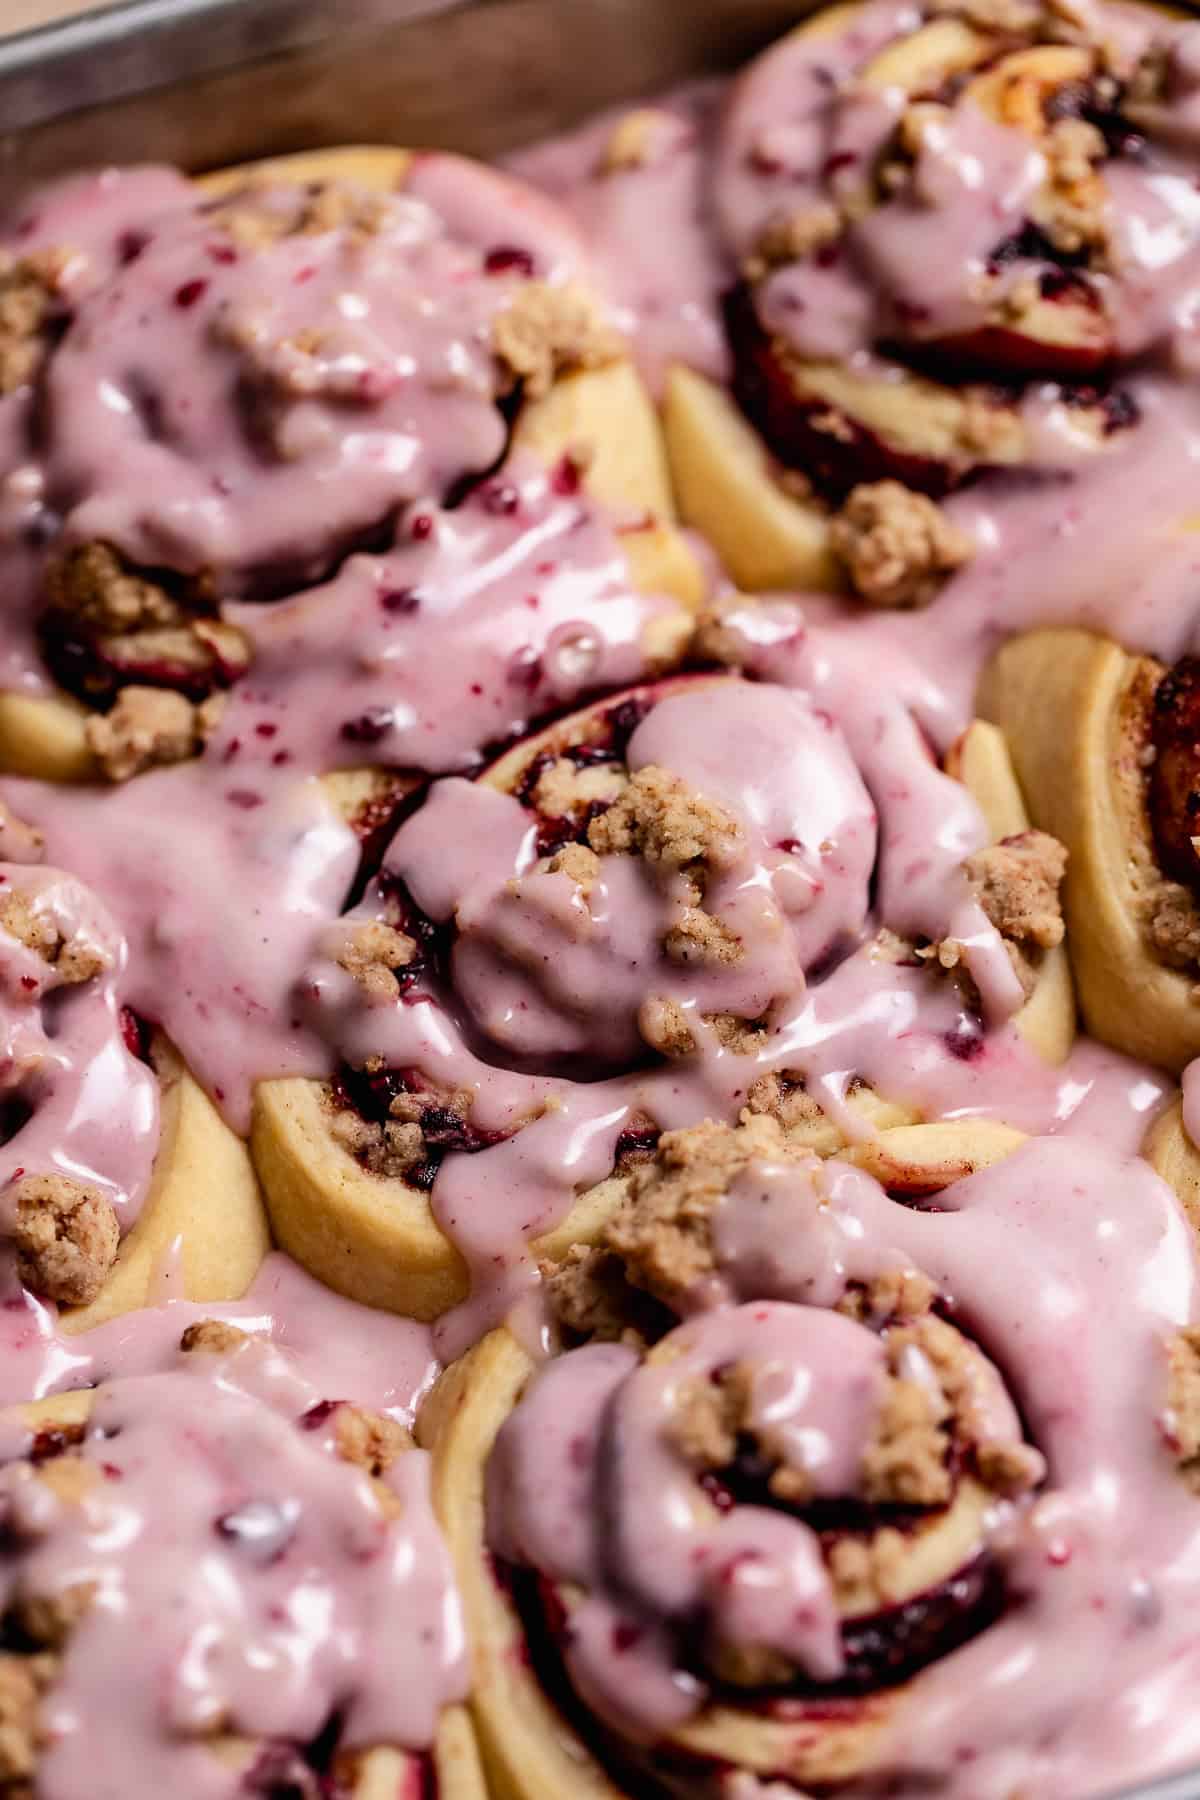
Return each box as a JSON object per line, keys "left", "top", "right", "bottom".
{"left": 0, "top": 4, "right": 1198, "bottom": 1790}
{"left": 489, "top": 1134, "right": 1200, "bottom": 1798}
{"left": 39, "top": 156, "right": 585, "bottom": 595}
{"left": 5, "top": 459, "right": 678, "bottom": 1131}
{"left": 0, "top": 1261, "right": 458, "bottom": 1798}
{"left": 0, "top": 863, "right": 158, "bottom": 1284}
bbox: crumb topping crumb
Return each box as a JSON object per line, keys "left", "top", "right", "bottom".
{"left": 328, "top": 1105, "right": 426, "bottom": 1180}
{"left": 1039, "top": 117, "right": 1109, "bottom": 256}
{"left": 745, "top": 203, "right": 842, "bottom": 281}
{"left": 532, "top": 757, "right": 627, "bottom": 823}
{"left": 326, "top": 1079, "right": 475, "bottom": 1183}
{"left": 637, "top": 996, "right": 767, "bottom": 1058}
{"left": 663, "top": 906, "right": 744, "bottom": 967}
{"left": 335, "top": 922, "right": 418, "bottom": 1004}
{"left": 837, "top": 1267, "right": 939, "bottom": 1327}
{"left": 0, "top": 249, "right": 76, "bottom": 396}
{"left": 0, "top": 1651, "right": 51, "bottom": 1786}
{"left": 85, "top": 687, "right": 223, "bottom": 783}
{"left": 557, "top": 1116, "right": 801, "bottom": 1322}
{"left": 45, "top": 544, "right": 182, "bottom": 636}
{"left": 587, "top": 764, "right": 743, "bottom": 886}
{"left": 831, "top": 482, "right": 973, "bottom": 609}
{"left": 0, "top": 893, "right": 105, "bottom": 985}
{"left": 542, "top": 1243, "right": 665, "bottom": 1345}
{"left": 540, "top": 841, "right": 602, "bottom": 897}
{"left": 1146, "top": 881, "right": 1200, "bottom": 973}
{"left": 492, "top": 281, "right": 623, "bottom": 400}
{"left": 637, "top": 993, "right": 699, "bottom": 1058}
{"left": 860, "top": 1357, "right": 952, "bottom": 1508}
{"left": 179, "top": 1319, "right": 248, "bottom": 1356}
{"left": 895, "top": 1313, "right": 1044, "bottom": 1496}
{"left": 690, "top": 601, "right": 757, "bottom": 671}
{"left": 13, "top": 1576, "right": 95, "bottom": 1654}
{"left": 10, "top": 1173, "right": 119, "bottom": 1306}
{"left": 42, "top": 543, "right": 249, "bottom": 720}
{"left": 331, "top": 1403, "right": 410, "bottom": 1476}
{"left": 743, "top": 1070, "right": 826, "bottom": 1135}
{"left": 966, "top": 830, "right": 1067, "bottom": 949}
{"left": 965, "top": 828, "right": 1067, "bottom": 994}
{"left": 670, "top": 1359, "right": 820, "bottom": 1505}
{"left": 209, "top": 181, "right": 394, "bottom": 251}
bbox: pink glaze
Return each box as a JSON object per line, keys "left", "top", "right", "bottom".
{"left": 523, "top": 4, "right": 1200, "bottom": 695}
{"left": 506, "top": 84, "right": 733, "bottom": 391}
{"left": 881, "top": 377, "right": 1200, "bottom": 719}
{"left": 222, "top": 458, "right": 684, "bottom": 777}
{"left": 0, "top": 1249, "right": 438, "bottom": 1421}
{"left": 383, "top": 680, "right": 876, "bottom": 1069}
{"left": 297, "top": 637, "right": 1162, "bottom": 1363}
{"left": 710, "top": 0, "right": 1200, "bottom": 362}
{"left": 41, "top": 155, "right": 588, "bottom": 596}
{"left": 0, "top": 1274, "right": 461, "bottom": 1798}
{"left": 713, "top": 0, "right": 920, "bottom": 266}
{"left": 0, "top": 166, "right": 198, "bottom": 697}
{"left": 5, "top": 763, "right": 358, "bottom": 1135}
{"left": 491, "top": 1305, "right": 904, "bottom": 1725}
{"left": 489, "top": 1133, "right": 1200, "bottom": 1798}
{"left": 5, "top": 459, "right": 680, "bottom": 1129}
{"left": 0, "top": 5, "right": 1199, "bottom": 1791}
{"left": 0, "top": 863, "right": 158, "bottom": 1275}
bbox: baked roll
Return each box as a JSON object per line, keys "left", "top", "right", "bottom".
{"left": 424, "top": 1118, "right": 1200, "bottom": 1798}
{"left": 977, "top": 626, "right": 1200, "bottom": 1070}
{"left": 665, "top": 0, "right": 1187, "bottom": 594}
{"left": 0, "top": 1321, "right": 479, "bottom": 1797}
{"left": 0, "top": 146, "right": 699, "bottom": 787}
{"left": 251, "top": 663, "right": 1070, "bottom": 1331}
{"left": 0, "top": 857, "right": 265, "bottom": 1330}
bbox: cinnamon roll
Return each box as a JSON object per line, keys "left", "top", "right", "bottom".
{"left": 424, "top": 1118, "right": 1200, "bottom": 1798}
{"left": 252, "top": 654, "right": 1070, "bottom": 1332}
{"left": 0, "top": 145, "right": 698, "bottom": 786}
{"left": 978, "top": 626, "right": 1200, "bottom": 1069}
{"left": 0, "top": 858, "right": 265, "bottom": 1331}
{"left": 664, "top": 0, "right": 1184, "bottom": 594}
{"left": 0, "top": 1311, "right": 478, "bottom": 1798}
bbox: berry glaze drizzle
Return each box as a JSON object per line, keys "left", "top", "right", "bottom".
{"left": 0, "top": 1256, "right": 463, "bottom": 1800}
{"left": 0, "top": 0, "right": 1199, "bottom": 1791}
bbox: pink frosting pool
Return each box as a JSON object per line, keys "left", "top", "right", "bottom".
{"left": 1, "top": 3, "right": 1200, "bottom": 1793}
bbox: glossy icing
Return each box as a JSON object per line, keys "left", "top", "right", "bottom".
{"left": 0, "top": 1254, "right": 462, "bottom": 1798}
{"left": 0, "top": 862, "right": 158, "bottom": 1279}
{"left": 40, "top": 155, "right": 585, "bottom": 597}
{"left": 0, "top": 0, "right": 1198, "bottom": 1789}
{"left": 489, "top": 1136, "right": 1200, "bottom": 1798}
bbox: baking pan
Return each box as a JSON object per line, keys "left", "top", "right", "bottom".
{"left": 0, "top": 0, "right": 1198, "bottom": 1795}
{"left": 0, "top": 0, "right": 807, "bottom": 192}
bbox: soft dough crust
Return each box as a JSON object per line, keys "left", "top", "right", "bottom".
{"left": 252, "top": 686, "right": 1051, "bottom": 1320}
{"left": 252, "top": 1078, "right": 630, "bottom": 1323}
{"left": 420, "top": 1120, "right": 1028, "bottom": 1800}
{"left": 193, "top": 145, "right": 415, "bottom": 199}
{"left": 6, "top": 1387, "right": 487, "bottom": 1800}
{"left": 1144, "top": 1098, "right": 1200, "bottom": 1240}
{"left": 61, "top": 1035, "right": 269, "bottom": 1334}
{"left": 978, "top": 627, "right": 1197, "bottom": 1070}
{"left": 662, "top": 364, "right": 839, "bottom": 594}
{"left": 0, "top": 149, "right": 700, "bottom": 785}
{"left": 946, "top": 718, "right": 1076, "bottom": 1064}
